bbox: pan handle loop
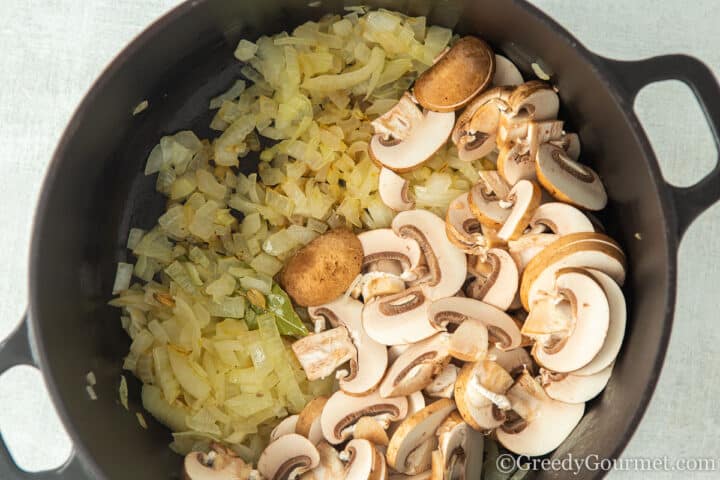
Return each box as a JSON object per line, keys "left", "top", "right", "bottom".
{"left": 0, "top": 316, "right": 86, "bottom": 479}
{"left": 601, "top": 54, "right": 720, "bottom": 238}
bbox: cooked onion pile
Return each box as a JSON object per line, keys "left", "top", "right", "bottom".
{"left": 111, "top": 7, "right": 628, "bottom": 480}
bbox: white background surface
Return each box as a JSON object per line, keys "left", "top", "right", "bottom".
{"left": 0, "top": 0, "right": 718, "bottom": 478}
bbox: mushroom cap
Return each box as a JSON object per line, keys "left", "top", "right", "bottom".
{"left": 452, "top": 87, "right": 513, "bottom": 145}
{"left": 492, "top": 54, "right": 524, "bottom": 87}
{"left": 387, "top": 399, "right": 457, "bottom": 474}
{"left": 270, "top": 415, "right": 299, "bottom": 442}
{"left": 497, "top": 143, "right": 535, "bottom": 186}
{"left": 507, "top": 81, "right": 560, "bottom": 120}
{"left": 497, "top": 372, "right": 585, "bottom": 456}
{"left": 379, "top": 167, "right": 415, "bottom": 212}
{"left": 280, "top": 229, "right": 363, "bottom": 307}
{"left": 487, "top": 346, "right": 535, "bottom": 378}
{"left": 414, "top": 36, "right": 495, "bottom": 112}
{"left": 528, "top": 202, "right": 594, "bottom": 235}
{"left": 320, "top": 390, "right": 408, "bottom": 444}
{"left": 541, "top": 363, "right": 614, "bottom": 403}
{"left": 454, "top": 360, "right": 514, "bottom": 431}
{"left": 465, "top": 248, "right": 519, "bottom": 311}
{"left": 363, "top": 287, "right": 440, "bottom": 345}
{"left": 448, "top": 318, "right": 488, "bottom": 362}
{"left": 343, "top": 438, "right": 385, "bottom": 480}
{"left": 309, "top": 296, "right": 388, "bottom": 395}
{"left": 428, "top": 296, "right": 522, "bottom": 351}
{"left": 526, "top": 269, "right": 610, "bottom": 372}
{"left": 535, "top": 143, "right": 608, "bottom": 211}
{"left": 392, "top": 210, "right": 467, "bottom": 300}
{"left": 257, "top": 433, "right": 320, "bottom": 480}
{"left": 497, "top": 180, "right": 542, "bottom": 242}
{"left": 507, "top": 233, "right": 559, "bottom": 274}
{"left": 445, "top": 192, "right": 484, "bottom": 254}
{"left": 183, "top": 449, "right": 251, "bottom": 480}
{"left": 379, "top": 333, "right": 452, "bottom": 397}
{"left": 520, "top": 234, "right": 626, "bottom": 310}
{"left": 297, "top": 396, "right": 329, "bottom": 445}
{"left": 370, "top": 110, "right": 455, "bottom": 172}
{"left": 358, "top": 228, "right": 423, "bottom": 276}
{"left": 571, "top": 269, "right": 627, "bottom": 375}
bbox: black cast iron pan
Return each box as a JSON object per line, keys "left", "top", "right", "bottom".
{"left": 1, "top": 0, "right": 719, "bottom": 478}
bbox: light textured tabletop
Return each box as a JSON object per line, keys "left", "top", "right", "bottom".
{"left": 0, "top": 0, "right": 718, "bottom": 478}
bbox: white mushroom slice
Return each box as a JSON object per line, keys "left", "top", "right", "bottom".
{"left": 380, "top": 167, "right": 415, "bottom": 211}
{"left": 258, "top": 434, "right": 320, "bottom": 480}
{"left": 445, "top": 192, "right": 485, "bottom": 254}
{"left": 520, "top": 234, "right": 626, "bottom": 310}
{"left": 309, "top": 296, "right": 388, "bottom": 395}
{"left": 372, "top": 92, "right": 425, "bottom": 142}
{"left": 321, "top": 390, "right": 408, "bottom": 445}
{"left": 358, "top": 228, "right": 423, "bottom": 280}
{"left": 271, "top": 415, "right": 299, "bottom": 442}
{"left": 523, "top": 269, "right": 610, "bottom": 372}
{"left": 507, "top": 233, "right": 559, "bottom": 274}
{"left": 370, "top": 110, "right": 455, "bottom": 172}
{"left": 496, "top": 371, "right": 584, "bottom": 456}
{"left": 424, "top": 363, "right": 459, "bottom": 399}
{"left": 452, "top": 87, "right": 513, "bottom": 144}
{"left": 508, "top": 81, "right": 560, "bottom": 120}
{"left": 297, "top": 397, "right": 329, "bottom": 445}
{"left": 431, "top": 412, "right": 484, "bottom": 480}
{"left": 487, "top": 346, "right": 535, "bottom": 378}
{"left": 184, "top": 446, "right": 254, "bottom": 480}
{"left": 387, "top": 399, "right": 456, "bottom": 475}
{"left": 363, "top": 287, "right": 439, "bottom": 345}
{"left": 572, "top": 269, "right": 627, "bottom": 375}
{"left": 408, "top": 391, "right": 427, "bottom": 415}
{"left": 392, "top": 210, "right": 467, "bottom": 300}
{"left": 448, "top": 319, "right": 488, "bottom": 362}
{"left": 492, "top": 54, "right": 523, "bottom": 86}
{"left": 456, "top": 102, "right": 501, "bottom": 162}
{"left": 454, "top": 360, "right": 514, "bottom": 430}
{"left": 300, "top": 442, "right": 345, "bottom": 480}
{"left": 496, "top": 111, "right": 530, "bottom": 146}
{"left": 292, "top": 327, "right": 356, "bottom": 381}
{"left": 526, "top": 120, "right": 564, "bottom": 160}
{"left": 528, "top": 202, "right": 594, "bottom": 235}
{"left": 428, "top": 297, "right": 522, "bottom": 351}
{"left": 379, "top": 333, "right": 452, "bottom": 397}
{"left": 549, "top": 132, "right": 581, "bottom": 161}
{"left": 353, "top": 416, "right": 390, "bottom": 447}
{"left": 389, "top": 344, "right": 411, "bottom": 363}
{"left": 541, "top": 363, "right": 614, "bottom": 403}
{"left": 464, "top": 248, "right": 519, "bottom": 311}
{"left": 361, "top": 271, "right": 407, "bottom": 302}
{"left": 536, "top": 143, "right": 608, "bottom": 211}
{"left": 497, "top": 180, "right": 542, "bottom": 242}
{"left": 496, "top": 143, "right": 535, "bottom": 185}
{"left": 468, "top": 182, "right": 510, "bottom": 230}
{"left": 342, "top": 438, "right": 386, "bottom": 480}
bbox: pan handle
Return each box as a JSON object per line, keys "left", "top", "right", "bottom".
{"left": 601, "top": 54, "right": 720, "bottom": 238}
{"left": 0, "top": 316, "right": 87, "bottom": 479}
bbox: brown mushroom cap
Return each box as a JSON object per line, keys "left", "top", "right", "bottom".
{"left": 414, "top": 37, "right": 496, "bottom": 112}
{"left": 280, "top": 229, "right": 363, "bottom": 307}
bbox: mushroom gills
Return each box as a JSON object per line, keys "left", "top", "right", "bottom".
{"left": 464, "top": 248, "right": 519, "bottom": 312}
{"left": 257, "top": 434, "right": 320, "bottom": 480}
{"left": 379, "top": 333, "right": 452, "bottom": 397}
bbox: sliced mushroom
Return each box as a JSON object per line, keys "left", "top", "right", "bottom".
{"left": 358, "top": 228, "right": 423, "bottom": 280}
{"left": 520, "top": 234, "right": 626, "bottom": 310}
{"left": 535, "top": 143, "right": 607, "bottom": 211}
{"left": 464, "top": 248, "right": 519, "bottom": 311}
{"left": 507, "top": 233, "right": 559, "bottom": 274}
{"left": 270, "top": 415, "right": 299, "bottom": 442}
{"left": 428, "top": 297, "right": 522, "bottom": 351}
{"left": 309, "top": 296, "right": 388, "bottom": 395}
{"left": 363, "top": 287, "right": 439, "bottom": 345}
{"left": 496, "top": 143, "right": 535, "bottom": 186}
{"left": 392, "top": 210, "right": 467, "bottom": 300}
{"left": 448, "top": 319, "right": 489, "bottom": 362}
{"left": 360, "top": 271, "right": 407, "bottom": 303}
{"left": 297, "top": 397, "right": 329, "bottom": 445}
{"left": 380, "top": 167, "right": 415, "bottom": 211}
{"left": 541, "top": 363, "right": 614, "bottom": 403}
{"left": 321, "top": 390, "right": 408, "bottom": 445}
{"left": 388, "top": 471, "right": 432, "bottom": 480}
{"left": 354, "top": 416, "right": 390, "bottom": 447}
{"left": 572, "top": 269, "right": 627, "bottom": 376}
{"left": 454, "top": 360, "right": 514, "bottom": 430}
{"left": 468, "top": 174, "right": 515, "bottom": 231}
{"left": 424, "top": 363, "right": 459, "bottom": 399}
{"left": 496, "top": 180, "right": 542, "bottom": 242}
{"left": 452, "top": 87, "right": 513, "bottom": 161}
{"left": 507, "top": 81, "right": 560, "bottom": 121}
{"left": 387, "top": 399, "right": 457, "bottom": 475}
{"left": 372, "top": 92, "right": 426, "bottom": 142}
{"left": 528, "top": 202, "right": 594, "bottom": 235}
{"left": 496, "top": 371, "right": 584, "bottom": 456}
{"left": 492, "top": 54, "right": 523, "bottom": 87}
{"left": 414, "top": 36, "right": 495, "bottom": 112}
{"left": 431, "top": 412, "right": 484, "bottom": 480}
{"left": 342, "top": 438, "right": 386, "bottom": 480}
{"left": 280, "top": 229, "right": 364, "bottom": 306}
{"left": 526, "top": 120, "right": 564, "bottom": 161}
{"left": 183, "top": 445, "right": 254, "bottom": 480}
{"left": 258, "top": 433, "right": 320, "bottom": 480}
{"left": 487, "top": 346, "right": 535, "bottom": 378}
{"left": 445, "top": 192, "right": 485, "bottom": 254}
{"left": 379, "top": 333, "right": 452, "bottom": 397}
{"left": 292, "top": 327, "right": 356, "bottom": 381}
{"left": 299, "top": 442, "right": 345, "bottom": 480}
{"left": 549, "top": 132, "right": 581, "bottom": 161}
{"left": 522, "top": 268, "right": 610, "bottom": 372}
{"left": 370, "top": 110, "right": 455, "bottom": 172}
